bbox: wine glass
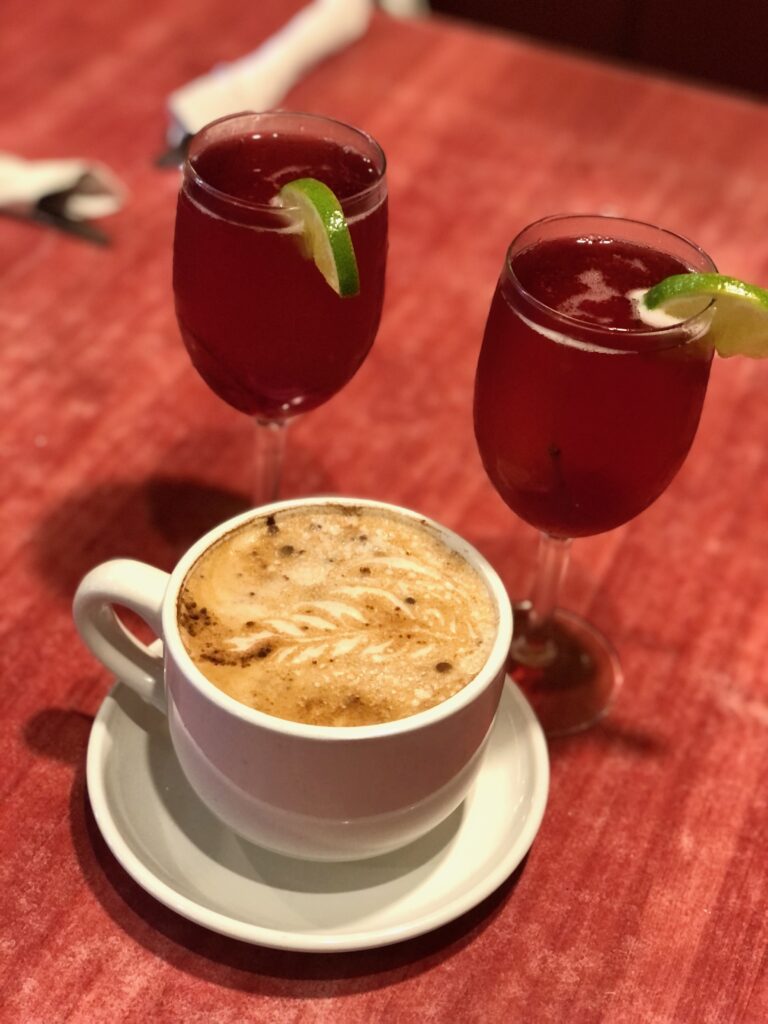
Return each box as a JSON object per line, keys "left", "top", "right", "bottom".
{"left": 172, "top": 111, "right": 388, "bottom": 504}
{"left": 474, "top": 214, "right": 716, "bottom": 735}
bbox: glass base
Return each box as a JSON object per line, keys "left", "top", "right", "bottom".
{"left": 508, "top": 602, "right": 622, "bottom": 738}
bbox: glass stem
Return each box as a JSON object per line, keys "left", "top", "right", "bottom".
{"left": 254, "top": 418, "right": 287, "bottom": 507}
{"left": 513, "top": 532, "right": 572, "bottom": 666}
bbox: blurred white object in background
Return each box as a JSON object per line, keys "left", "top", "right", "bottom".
{"left": 377, "top": 0, "right": 430, "bottom": 14}
{"left": 168, "top": 0, "right": 375, "bottom": 145}
{"left": 0, "top": 152, "right": 124, "bottom": 221}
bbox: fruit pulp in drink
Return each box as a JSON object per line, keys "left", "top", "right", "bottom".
{"left": 474, "top": 235, "right": 714, "bottom": 537}
{"left": 173, "top": 131, "right": 387, "bottom": 420}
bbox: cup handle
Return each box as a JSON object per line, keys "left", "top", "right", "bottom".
{"left": 73, "top": 559, "right": 170, "bottom": 713}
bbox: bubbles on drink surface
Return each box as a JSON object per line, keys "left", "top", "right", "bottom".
{"left": 559, "top": 268, "right": 620, "bottom": 323}
{"left": 513, "top": 235, "right": 693, "bottom": 331}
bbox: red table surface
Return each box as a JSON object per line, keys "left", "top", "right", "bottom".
{"left": 1, "top": 2, "right": 766, "bottom": 1022}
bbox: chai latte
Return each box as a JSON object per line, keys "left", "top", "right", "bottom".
{"left": 178, "top": 505, "right": 498, "bottom": 726}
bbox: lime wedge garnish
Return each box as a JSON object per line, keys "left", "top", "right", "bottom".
{"left": 641, "top": 273, "right": 768, "bottom": 358}
{"left": 274, "top": 178, "right": 359, "bottom": 297}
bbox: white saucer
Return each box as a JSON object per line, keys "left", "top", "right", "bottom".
{"left": 86, "top": 678, "right": 549, "bottom": 953}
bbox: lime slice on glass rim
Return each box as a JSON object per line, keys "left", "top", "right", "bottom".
{"left": 638, "top": 273, "right": 768, "bottom": 358}
{"left": 273, "top": 177, "right": 360, "bottom": 298}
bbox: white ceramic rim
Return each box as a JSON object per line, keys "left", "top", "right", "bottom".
{"left": 85, "top": 677, "right": 549, "bottom": 952}
{"left": 160, "top": 497, "right": 513, "bottom": 740}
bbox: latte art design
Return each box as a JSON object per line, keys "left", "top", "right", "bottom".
{"left": 186, "top": 558, "right": 472, "bottom": 667}
{"left": 178, "top": 505, "right": 498, "bottom": 726}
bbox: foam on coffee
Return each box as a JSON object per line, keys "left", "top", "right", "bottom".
{"left": 178, "top": 504, "right": 498, "bottom": 726}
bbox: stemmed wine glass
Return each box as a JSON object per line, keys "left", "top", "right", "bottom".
{"left": 474, "top": 215, "right": 716, "bottom": 735}
{"left": 172, "top": 111, "right": 388, "bottom": 504}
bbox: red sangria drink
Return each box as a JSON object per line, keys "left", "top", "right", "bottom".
{"left": 173, "top": 111, "right": 388, "bottom": 501}
{"left": 474, "top": 215, "right": 716, "bottom": 735}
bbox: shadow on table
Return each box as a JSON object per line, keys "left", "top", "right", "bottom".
{"left": 29, "top": 425, "right": 336, "bottom": 601}
{"left": 548, "top": 716, "right": 669, "bottom": 760}
{"left": 24, "top": 704, "right": 524, "bottom": 994}
{"left": 30, "top": 478, "right": 247, "bottom": 599}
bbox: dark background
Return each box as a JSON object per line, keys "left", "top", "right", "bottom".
{"left": 431, "top": 0, "right": 768, "bottom": 98}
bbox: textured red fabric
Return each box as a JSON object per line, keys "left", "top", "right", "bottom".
{"left": 0, "top": 2, "right": 766, "bottom": 1022}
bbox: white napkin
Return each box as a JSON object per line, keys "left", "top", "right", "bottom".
{"left": 0, "top": 152, "right": 125, "bottom": 221}
{"left": 378, "top": 0, "right": 429, "bottom": 14}
{"left": 166, "top": 0, "right": 374, "bottom": 146}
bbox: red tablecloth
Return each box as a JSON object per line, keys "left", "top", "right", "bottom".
{"left": 1, "top": 2, "right": 766, "bottom": 1021}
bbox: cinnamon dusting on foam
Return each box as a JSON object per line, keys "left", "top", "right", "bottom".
{"left": 178, "top": 505, "right": 497, "bottom": 727}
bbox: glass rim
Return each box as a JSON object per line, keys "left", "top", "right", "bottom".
{"left": 182, "top": 109, "right": 388, "bottom": 214}
{"left": 504, "top": 213, "right": 717, "bottom": 348}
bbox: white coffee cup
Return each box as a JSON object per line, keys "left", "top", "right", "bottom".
{"left": 73, "top": 497, "right": 513, "bottom": 861}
